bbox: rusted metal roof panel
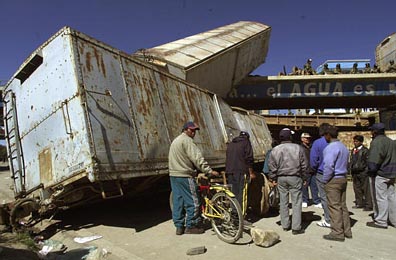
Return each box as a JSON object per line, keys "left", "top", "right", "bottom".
{"left": 376, "top": 32, "right": 396, "bottom": 71}
{"left": 134, "top": 21, "right": 271, "bottom": 97}
{"left": 142, "top": 21, "right": 269, "bottom": 68}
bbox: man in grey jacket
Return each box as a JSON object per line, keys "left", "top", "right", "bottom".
{"left": 268, "top": 128, "right": 308, "bottom": 235}
{"left": 169, "top": 121, "right": 219, "bottom": 235}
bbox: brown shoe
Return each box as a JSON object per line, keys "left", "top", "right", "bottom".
{"left": 185, "top": 227, "right": 205, "bottom": 234}
{"left": 323, "top": 234, "right": 345, "bottom": 242}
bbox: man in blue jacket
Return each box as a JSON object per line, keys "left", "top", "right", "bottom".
{"left": 310, "top": 123, "right": 332, "bottom": 228}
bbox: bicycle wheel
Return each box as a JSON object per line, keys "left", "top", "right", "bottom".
{"left": 209, "top": 192, "right": 243, "bottom": 243}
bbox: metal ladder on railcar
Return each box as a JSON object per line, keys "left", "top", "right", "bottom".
{"left": 3, "top": 90, "right": 26, "bottom": 197}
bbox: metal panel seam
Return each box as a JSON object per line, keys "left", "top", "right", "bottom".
{"left": 71, "top": 35, "right": 97, "bottom": 161}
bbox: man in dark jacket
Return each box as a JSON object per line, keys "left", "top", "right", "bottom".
{"left": 366, "top": 123, "right": 396, "bottom": 229}
{"left": 349, "top": 135, "right": 372, "bottom": 211}
{"left": 226, "top": 131, "right": 254, "bottom": 215}
{"left": 300, "top": 132, "right": 319, "bottom": 208}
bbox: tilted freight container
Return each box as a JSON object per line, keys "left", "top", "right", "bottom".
{"left": 2, "top": 26, "right": 271, "bottom": 224}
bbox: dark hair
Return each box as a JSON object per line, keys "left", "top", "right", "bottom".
{"left": 327, "top": 125, "right": 338, "bottom": 138}
{"left": 319, "top": 123, "right": 331, "bottom": 136}
{"left": 353, "top": 135, "right": 364, "bottom": 142}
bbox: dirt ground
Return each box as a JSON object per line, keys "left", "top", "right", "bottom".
{"left": 0, "top": 162, "right": 40, "bottom": 259}
{"left": 0, "top": 230, "right": 40, "bottom": 260}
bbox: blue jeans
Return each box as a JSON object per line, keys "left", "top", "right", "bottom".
{"left": 302, "top": 174, "right": 320, "bottom": 204}
{"left": 170, "top": 176, "right": 201, "bottom": 228}
{"left": 316, "top": 173, "right": 331, "bottom": 223}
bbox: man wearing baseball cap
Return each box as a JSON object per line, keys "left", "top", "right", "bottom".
{"left": 169, "top": 121, "right": 219, "bottom": 235}
{"left": 268, "top": 128, "right": 309, "bottom": 235}
{"left": 225, "top": 130, "right": 254, "bottom": 217}
{"left": 300, "top": 132, "right": 320, "bottom": 208}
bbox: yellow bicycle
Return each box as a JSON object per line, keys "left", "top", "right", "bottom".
{"left": 198, "top": 174, "right": 243, "bottom": 243}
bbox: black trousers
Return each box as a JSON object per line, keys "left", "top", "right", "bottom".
{"left": 227, "top": 173, "right": 247, "bottom": 215}
{"left": 352, "top": 173, "right": 372, "bottom": 208}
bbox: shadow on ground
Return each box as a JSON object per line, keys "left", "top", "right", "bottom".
{"left": 41, "top": 191, "right": 173, "bottom": 239}
{"left": 0, "top": 165, "right": 9, "bottom": 171}
{"left": 274, "top": 211, "right": 322, "bottom": 230}
{"left": 0, "top": 232, "right": 39, "bottom": 260}
{"left": 0, "top": 246, "right": 40, "bottom": 260}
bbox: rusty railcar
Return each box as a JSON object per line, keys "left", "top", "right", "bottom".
{"left": 2, "top": 26, "right": 272, "bottom": 224}
{"left": 375, "top": 32, "right": 396, "bottom": 72}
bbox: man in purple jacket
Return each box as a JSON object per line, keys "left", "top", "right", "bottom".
{"left": 322, "top": 125, "right": 352, "bottom": 242}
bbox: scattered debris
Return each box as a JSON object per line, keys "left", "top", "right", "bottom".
{"left": 73, "top": 235, "right": 103, "bottom": 244}
{"left": 37, "top": 239, "right": 66, "bottom": 256}
{"left": 186, "top": 246, "right": 206, "bottom": 255}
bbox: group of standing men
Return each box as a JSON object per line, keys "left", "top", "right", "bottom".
{"left": 267, "top": 122, "right": 396, "bottom": 242}
{"left": 167, "top": 120, "right": 396, "bottom": 240}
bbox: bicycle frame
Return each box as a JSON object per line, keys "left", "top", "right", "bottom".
{"left": 200, "top": 184, "right": 235, "bottom": 219}
{"left": 198, "top": 176, "right": 244, "bottom": 243}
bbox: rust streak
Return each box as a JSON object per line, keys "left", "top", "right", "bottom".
{"left": 93, "top": 47, "right": 107, "bottom": 77}
{"left": 85, "top": 52, "right": 92, "bottom": 72}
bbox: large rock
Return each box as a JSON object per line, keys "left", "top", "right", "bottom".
{"left": 250, "top": 228, "right": 280, "bottom": 248}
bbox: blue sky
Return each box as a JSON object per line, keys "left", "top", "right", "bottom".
{"left": 0, "top": 0, "right": 395, "bottom": 84}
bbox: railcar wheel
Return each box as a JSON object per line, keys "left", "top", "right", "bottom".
{"left": 9, "top": 198, "right": 40, "bottom": 230}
